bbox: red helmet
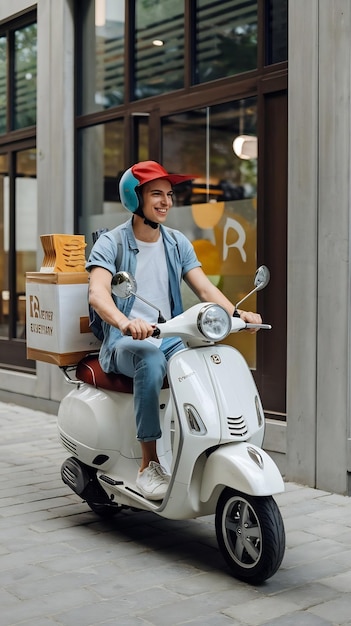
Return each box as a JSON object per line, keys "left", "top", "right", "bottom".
{"left": 119, "top": 161, "right": 193, "bottom": 213}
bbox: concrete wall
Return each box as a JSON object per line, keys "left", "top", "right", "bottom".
{"left": 0, "top": 0, "right": 75, "bottom": 409}
{"left": 36, "top": 0, "right": 76, "bottom": 404}
{"left": 0, "top": 0, "right": 33, "bottom": 21}
{"left": 287, "top": 0, "right": 351, "bottom": 494}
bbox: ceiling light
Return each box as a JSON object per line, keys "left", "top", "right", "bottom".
{"left": 233, "top": 135, "right": 258, "bottom": 160}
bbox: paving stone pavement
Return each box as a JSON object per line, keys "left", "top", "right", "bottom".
{"left": 0, "top": 399, "right": 351, "bottom": 626}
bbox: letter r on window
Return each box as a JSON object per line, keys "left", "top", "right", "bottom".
{"left": 223, "top": 217, "right": 247, "bottom": 263}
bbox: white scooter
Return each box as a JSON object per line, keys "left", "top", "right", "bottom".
{"left": 58, "top": 266, "right": 285, "bottom": 584}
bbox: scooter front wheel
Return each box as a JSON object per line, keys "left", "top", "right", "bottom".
{"left": 215, "top": 488, "right": 285, "bottom": 584}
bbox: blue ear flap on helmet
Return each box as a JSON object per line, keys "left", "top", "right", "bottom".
{"left": 119, "top": 168, "right": 141, "bottom": 213}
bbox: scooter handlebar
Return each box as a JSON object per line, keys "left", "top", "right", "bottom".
{"left": 244, "top": 323, "right": 272, "bottom": 330}
{"left": 124, "top": 327, "right": 161, "bottom": 338}
{"left": 124, "top": 318, "right": 271, "bottom": 339}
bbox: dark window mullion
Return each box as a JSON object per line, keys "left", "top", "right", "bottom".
{"left": 125, "top": 0, "right": 134, "bottom": 104}
{"left": 74, "top": 0, "right": 83, "bottom": 116}
{"left": 5, "top": 28, "right": 11, "bottom": 134}
{"left": 121, "top": 0, "right": 134, "bottom": 165}
{"left": 8, "top": 150, "right": 16, "bottom": 339}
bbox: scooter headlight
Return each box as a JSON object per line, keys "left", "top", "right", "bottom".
{"left": 197, "top": 304, "right": 231, "bottom": 341}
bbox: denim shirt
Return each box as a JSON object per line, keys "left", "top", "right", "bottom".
{"left": 86, "top": 218, "right": 201, "bottom": 372}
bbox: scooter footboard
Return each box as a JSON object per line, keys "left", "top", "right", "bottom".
{"left": 200, "top": 443, "right": 284, "bottom": 502}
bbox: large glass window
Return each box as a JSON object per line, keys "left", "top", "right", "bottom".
{"left": 0, "top": 11, "right": 37, "bottom": 371}
{"left": 15, "top": 149, "right": 37, "bottom": 339}
{"left": 162, "top": 99, "right": 258, "bottom": 367}
{"left": 134, "top": 114, "right": 150, "bottom": 162}
{"left": 76, "top": 1, "right": 287, "bottom": 115}
{"left": 0, "top": 148, "right": 37, "bottom": 343}
{"left": 79, "top": 0, "right": 125, "bottom": 114}
{"left": 0, "top": 20, "right": 37, "bottom": 132}
{"left": 134, "top": 0, "right": 185, "bottom": 99}
{"left": 266, "top": 0, "right": 288, "bottom": 65}
{"left": 14, "top": 23, "right": 37, "bottom": 129}
{"left": 195, "top": 0, "right": 258, "bottom": 84}
{"left": 78, "top": 120, "right": 125, "bottom": 252}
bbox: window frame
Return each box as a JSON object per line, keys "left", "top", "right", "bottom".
{"left": 74, "top": 0, "right": 287, "bottom": 124}
{"left": 74, "top": 0, "right": 288, "bottom": 419}
{"left": 0, "top": 9, "right": 37, "bottom": 373}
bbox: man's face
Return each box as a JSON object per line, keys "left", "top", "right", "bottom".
{"left": 141, "top": 178, "right": 173, "bottom": 224}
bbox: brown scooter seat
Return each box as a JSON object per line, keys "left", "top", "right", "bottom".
{"left": 76, "top": 354, "right": 168, "bottom": 393}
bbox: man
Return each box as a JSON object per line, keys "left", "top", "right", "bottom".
{"left": 87, "top": 161, "right": 261, "bottom": 501}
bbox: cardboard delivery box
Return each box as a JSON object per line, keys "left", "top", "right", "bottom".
{"left": 26, "top": 234, "right": 101, "bottom": 366}
{"left": 26, "top": 272, "right": 101, "bottom": 366}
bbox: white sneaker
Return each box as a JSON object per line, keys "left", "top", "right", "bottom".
{"left": 136, "top": 461, "right": 170, "bottom": 500}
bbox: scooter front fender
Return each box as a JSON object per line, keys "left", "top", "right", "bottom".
{"left": 200, "top": 442, "right": 284, "bottom": 502}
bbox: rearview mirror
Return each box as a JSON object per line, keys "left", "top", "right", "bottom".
{"left": 111, "top": 271, "right": 137, "bottom": 299}
{"left": 254, "top": 265, "right": 270, "bottom": 291}
{"left": 111, "top": 271, "right": 166, "bottom": 323}
{"left": 235, "top": 265, "right": 270, "bottom": 311}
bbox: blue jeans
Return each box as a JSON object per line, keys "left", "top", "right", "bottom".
{"left": 110, "top": 336, "right": 184, "bottom": 441}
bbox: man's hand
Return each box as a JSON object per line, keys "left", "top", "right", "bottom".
{"left": 239, "top": 310, "right": 262, "bottom": 334}
{"left": 118, "top": 317, "right": 155, "bottom": 340}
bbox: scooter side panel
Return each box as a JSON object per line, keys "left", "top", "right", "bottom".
{"left": 168, "top": 349, "right": 221, "bottom": 480}
{"left": 202, "top": 344, "right": 265, "bottom": 445}
{"left": 167, "top": 345, "right": 265, "bottom": 489}
{"left": 168, "top": 349, "right": 221, "bottom": 437}
{"left": 169, "top": 345, "right": 264, "bottom": 445}
{"left": 58, "top": 384, "right": 133, "bottom": 454}
{"left": 58, "top": 382, "right": 173, "bottom": 484}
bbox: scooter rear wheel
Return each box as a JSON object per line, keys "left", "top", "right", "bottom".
{"left": 215, "top": 488, "right": 285, "bottom": 584}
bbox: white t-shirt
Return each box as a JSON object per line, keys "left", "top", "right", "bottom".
{"left": 130, "top": 236, "right": 171, "bottom": 344}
